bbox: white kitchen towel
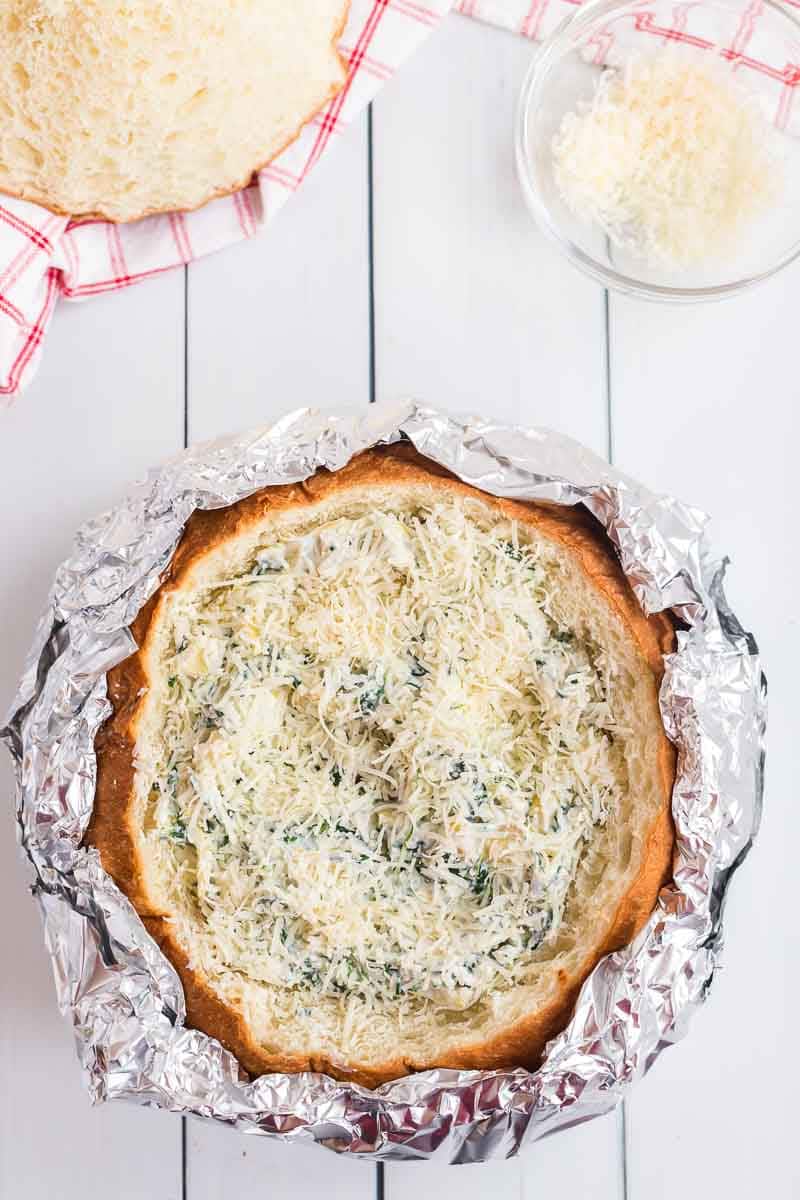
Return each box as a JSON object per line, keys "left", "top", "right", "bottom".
{"left": 455, "top": 0, "right": 584, "bottom": 41}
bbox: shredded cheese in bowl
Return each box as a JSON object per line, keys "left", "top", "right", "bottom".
{"left": 551, "top": 50, "right": 783, "bottom": 268}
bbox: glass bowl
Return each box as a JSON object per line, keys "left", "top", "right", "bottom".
{"left": 515, "top": 0, "right": 800, "bottom": 301}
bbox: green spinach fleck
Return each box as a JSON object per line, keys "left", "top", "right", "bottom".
{"left": 358, "top": 679, "right": 385, "bottom": 715}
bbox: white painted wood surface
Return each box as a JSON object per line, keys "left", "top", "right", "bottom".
{"left": 373, "top": 19, "right": 607, "bottom": 450}
{"left": 0, "top": 277, "right": 185, "bottom": 1200}
{"left": 611, "top": 275, "right": 800, "bottom": 1200}
{"left": 185, "top": 107, "right": 374, "bottom": 1200}
{"left": 187, "top": 113, "right": 371, "bottom": 440}
{"left": 373, "top": 20, "right": 621, "bottom": 1200}
{"left": 1, "top": 12, "right": 796, "bottom": 1200}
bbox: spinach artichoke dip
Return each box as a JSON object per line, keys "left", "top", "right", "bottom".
{"left": 89, "top": 446, "right": 675, "bottom": 1086}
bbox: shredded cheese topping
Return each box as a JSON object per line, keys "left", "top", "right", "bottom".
{"left": 141, "top": 500, "right": 626, "bottom": 1019}
{"left": 552, "top": 50, "right": 782, "bottom": 268}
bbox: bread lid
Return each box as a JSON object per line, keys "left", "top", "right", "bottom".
{"left": 88, "top": 446, "right": 675, "bottom": 1087}
{"left": 0, "top": 0, "right": 350, "bottom": 222}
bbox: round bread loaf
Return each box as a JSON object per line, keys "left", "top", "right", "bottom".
{"left": 88, "top": 445, "right": 675, "bottom": 1087}
{"left": 0, "top": 1, "right": 350, "bottom": 222}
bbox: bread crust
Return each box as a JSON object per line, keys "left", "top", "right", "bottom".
{"left": 0, "top": 2, "right": 351, "bottom": 224}
{"left": 87, "top": 443, "right": 676, "bottom": 1087}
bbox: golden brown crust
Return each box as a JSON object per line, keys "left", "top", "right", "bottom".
{"left": 0, "top": 2, "right": 351, "bottom": 224}
{"left": 87, "top": 443, "right": 676, "bottom": 1087}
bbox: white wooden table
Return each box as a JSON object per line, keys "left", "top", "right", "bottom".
{"left": 1, "top": 16, "right": 797, "bottom": 1200}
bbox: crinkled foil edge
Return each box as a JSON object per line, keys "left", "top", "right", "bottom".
{"left": 1, "top": 402, "right": 766, "bottom": 1162}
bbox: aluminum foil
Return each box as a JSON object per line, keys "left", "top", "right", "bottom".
{"left": 1, "top": 401, "right": 766, "bottom": 1163}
